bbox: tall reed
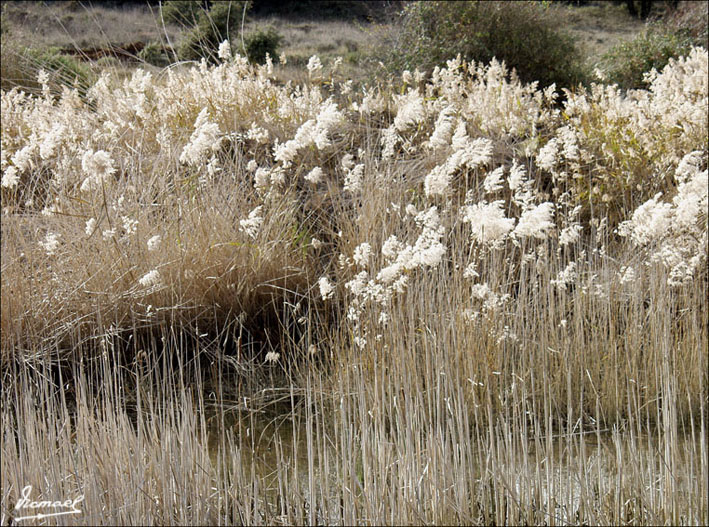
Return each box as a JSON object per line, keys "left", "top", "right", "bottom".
{"left": 2, "top": 43, "right": 707, "bottom": 525}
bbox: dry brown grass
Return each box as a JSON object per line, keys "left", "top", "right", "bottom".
{"left": 1, "top": 4, "right": 707, "bottom": 525}
{"left": 238, "top": 16, "right": 373, "bottom": 86}
{"left": 1, "top": 0, "right": 180, "bottom": 49}
{"left": 2, "top": 270, "right": 706, "bottom": 524}
{"left": 0, "top": 1, "right": 658, "bottom": 88}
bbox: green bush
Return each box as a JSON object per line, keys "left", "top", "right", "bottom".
{"left": 596, "top": 27, "right": 696, "bottom": 90}
{"left": 178, "top": 1, "right": 249, "bottom": 63}
{"left": 160, "top": 0, "right": 204, "bottom": 28}
{"left": 1, "top": 42, "right": 94, "bottom": 97}
{"left": 374, "top": 1, "right": 588, "bottom": 91}
{"left": 244, "top": 27, "right": 282, "bottom": 64}
{"left": 139, "top": 41, "right": 172, "bottom": 67}
{"left": 28, "top": 48, "right": 94, "bottom": 94}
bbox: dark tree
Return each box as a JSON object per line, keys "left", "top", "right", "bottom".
{"left": 625, "top": 0, "right": 653, "bottom": 19}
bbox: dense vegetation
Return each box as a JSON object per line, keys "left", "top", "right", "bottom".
{"left": 1, "top": 1, "right": 707, "bottom": 525}
{"left": 372, "top": 0, "right": 589, "bottom": 90}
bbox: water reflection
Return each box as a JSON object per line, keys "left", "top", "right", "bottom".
{"left": 202, "top": 400, "right": 703, "bottom": 525}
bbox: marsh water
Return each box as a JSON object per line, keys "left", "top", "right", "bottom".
{"left": 201, "top": 402, "right": 704, "bottom": 525}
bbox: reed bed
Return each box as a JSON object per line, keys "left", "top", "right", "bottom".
{"left": 1, "top": 45, "right": 707, "bottom": 525}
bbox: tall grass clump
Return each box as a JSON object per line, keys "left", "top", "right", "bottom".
{"left": 2, "top": 38, "right": 707, "bottom": 525}
{"left": 372, "top": 0, "right": 589, "bottom": 90}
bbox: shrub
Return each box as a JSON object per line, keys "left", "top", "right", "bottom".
{"left": 28, "top": 48, "right": 94, "bottom": 95}
{"left": 139, "top": 41, "right": 172, "bottom": 67}
{"left": 160, "top": 0, "right": 205, "bottom": 28}
{"left": 596, "top": 26, "right": 695, "bottom": 90}
{"left": 1, "top": 43, "right": 94, "bottom": 97}
{"left": 244, "top": 26, "right": 282, "bottom": 64}
{"left": 178, "top": 1, "right": 249, "bottom": 63}
{"left": 662, "top": 0, "right": 708, "bottom": 49}
{"left": 373, "top": 0, "right": 588, "bottom": 91}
